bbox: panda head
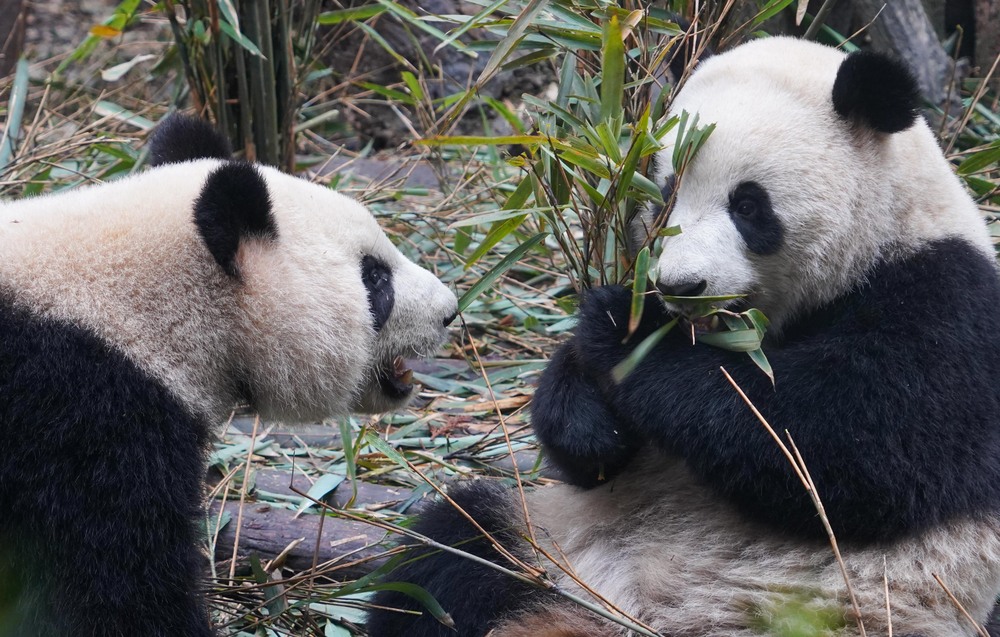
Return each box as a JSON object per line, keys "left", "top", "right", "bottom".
{"left": 642, "top": 37, "right": 990, "bottom": 332}
{"left": 148, "top": 115, "right": 458, "bottom": 419}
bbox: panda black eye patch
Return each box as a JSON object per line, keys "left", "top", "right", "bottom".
{"left": 361, "top": 255, "right": 394, "bottom": 332}
{"left": 727, "top": 181, "right": 783, "bottom": 255}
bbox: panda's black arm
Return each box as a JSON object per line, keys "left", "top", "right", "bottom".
{"left": 565, "top": 239, "right": 1000, "bottom": 542}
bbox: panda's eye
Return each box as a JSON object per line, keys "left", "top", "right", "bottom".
{"left": 733, "top": 198, "right": 758, "bottom": 218}
{"left": 361, "top": 255, "right": 395, "bottom": 332}
{"left": 726, "top": 181, "right": 783, "bottom": 256}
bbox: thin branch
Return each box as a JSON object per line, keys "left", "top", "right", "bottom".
{"left": 719, "top": 366, "right": 866, "bottom": 637}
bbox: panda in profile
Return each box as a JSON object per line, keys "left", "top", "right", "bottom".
{"left": 367, "top": 37, "right": 1000, "bottom": 637}
{"left": 0, "top": 114, "right": 458, "bottom": 637}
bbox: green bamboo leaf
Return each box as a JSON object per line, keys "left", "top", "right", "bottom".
{"left": 957, "top": 141, "right": 1000, "bottom": 175}
{"left": 753, "top": 0, "right": 796, "bottom": 25}
{"left": 363, "top": 429, "right": 412, "bottom": 471}
{"left": 416, "top": 134, "right": 553, "bottom": 147}
{"left": 375, "top": 0, "right": 475, "bottom": 56}
{"left": 95, "top": 101, "right": 155, "bottom": 131}
{"left": 627, "top": 247, "right": 651, "bottom": 338}
{"left": 743, "top": 308, "right": 771, "bottom": 340}
{"left": 458, "top": 233, "right": 548, "bottom": 311}
{"left": 0, "top": 57, "right": 30, "bottom": 173}
{"left": 696, "top": 327, "right": 762, "bottom": 352}
{"left": 475, "top": 0, "right": 549, "bottom": 87}
{"left": 293, "top": 473, "right": 345, "bottom": 517}
{"left": 401, "top": 71, "right": 425, "bottom": 101}
{"left": 219, "top": 19, "right": 264, "bottom": 57}
{"left": 612, "top": 318, "right": 678, "bottom": 383}
{"left": 599, "top": 15, "right": 625, "bottom": 124}
{"left": 357, "top": 81, "right": 416, "bottom": 105}
{"left": 316, "top": 5, "right": 387, "bottom": 24}
{"left": 362, "top": 582, "right": 454, "bottom": 628}
{"left": 464, "top": 174, "right": 534, "bottom": 268}
{"left": 356, "top": 22, "right": 409, "bottom": 66}
{"left": 216, "top": 0, "right": 241, "bottom": 30}
{"left": 465, "top": 214, "right": 528, "bottom": 269}
{"left": 631, "top": 172, "right": 665, "bottom": 201}
{"left": 747, "top": 347, "right": 775, "bottom": 386}
{"left": 434, "top": 0, "right": 509, "bottom": 53}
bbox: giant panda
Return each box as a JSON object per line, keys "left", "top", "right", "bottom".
{"left": 0, "top": 114, "right": 458, "bottom": 637}
{"left": 366, "top": 37, "right": 1000, "bottom": 637}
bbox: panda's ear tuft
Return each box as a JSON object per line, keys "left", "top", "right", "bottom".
{"left": 147, "top": 114, "right": 233, "bottom": 166}
{"left": 193, "top": 162, "right": 278, "bottom": 277}
{"left": 832, "top": 51, "right": 920, "bottom": 134}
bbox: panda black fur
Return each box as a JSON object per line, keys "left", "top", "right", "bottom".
{"left": 367, "top": 38, "right": 1000, "bottom": 637}
{"left": 0, "top": 114, "right": 457, "bottom": 636}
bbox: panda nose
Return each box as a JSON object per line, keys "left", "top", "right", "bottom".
{"left": 443, "top": 311, "right": 458, "bottom": 327}
{"left": 657, "top": 279, "right": 708, "bottom": 297}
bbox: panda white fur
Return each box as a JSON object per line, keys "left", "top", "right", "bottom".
{"left": 367, "top": 38, "right": 1000, "bottom": 637}
{"left": 0, "top": 114, "right": 457, "bottom": 636}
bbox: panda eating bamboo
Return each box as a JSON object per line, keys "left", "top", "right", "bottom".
{"left": 368, "top": 37, "right": 1000, "bottom": 637}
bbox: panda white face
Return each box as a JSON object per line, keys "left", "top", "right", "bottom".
{"left": 0, "top": 140, "right": 457, "bottom": 424}
{"left": 644, "top": 37, "right": 990, "bottom": 331}
{"left": 206, "top": 163, "right": 458, "bottom": 421}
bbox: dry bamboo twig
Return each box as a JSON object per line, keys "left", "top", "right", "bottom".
{"left": 931, "top": 573, "right": 990, "bottom": 637}
{"left": 719, "top": 366, "right": 867, "bottom": 637}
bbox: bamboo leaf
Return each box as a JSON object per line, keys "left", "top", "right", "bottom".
{"left": 599, "top": 15, "right": 625, "bottom": 124}
{"left": 0, "top": 57, "right": 30, "bottom": 173}
{"left": 747, "top": 347, "right": 775, "bottom": 386}
{"left": 957, "top": 141, "right": 1000, "bottom": 175}
{"left": 464, "top": 174, "right": 534, "bottom": 268}
{"left": 293, "top": 473, "right": 345, "bottom": 517}
{"left": 475, "top": 0, "right": 549, "bottom": 87}
{"left": 612, "top": 318, "right": 678, "bottom": 383}
{"left": 316, "top": 5, "right": 387, "bottom": 24}
{"left": 219, "top": 19, "right": 264, "bottom": 57}
{"left": 100, "top": 53, "right": 156, "bottom": 82}
{"left": 627, "top": 247, "right": 650, "bottom": 338}
{"left": 753, "top": 0, "right": 796, "bottom": 26}
{"left": 401, "top": 71, "right": 425, "bottom": 101}
{"left": 362, "top": 582, "right": 454, "bottom": 628}
{"left": 458, "top": 233, "right": 548, "bottom": 311}
{"left": 696, "top": 327, "right": 762, "bottom": 352}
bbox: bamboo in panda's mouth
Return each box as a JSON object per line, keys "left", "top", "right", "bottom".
{"left": 393, "top": 355, "right": 414, "bottom": 385}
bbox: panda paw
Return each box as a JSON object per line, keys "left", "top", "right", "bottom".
{"left": 573, "top": 285, "right": 672, "bottom": 374}
{"left": 531, "top": 342, "right": 639, "bottom": 487}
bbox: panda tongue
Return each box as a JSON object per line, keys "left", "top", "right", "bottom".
{"left": 393, "top": 356, "right": 414, "bottom": 385}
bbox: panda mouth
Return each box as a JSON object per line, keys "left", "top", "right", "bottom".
{"left": 376, "top": 355, "right": 416, "bottom": 399}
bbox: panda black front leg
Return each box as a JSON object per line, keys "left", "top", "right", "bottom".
{"left": 572, "top": 245, "right": 1000, "bottom": 543}
{"left": 531, "top": 343, "right": 639, "bottom": 487}
{"left": 531, "top": 286, "right": 674, "bottom": 486}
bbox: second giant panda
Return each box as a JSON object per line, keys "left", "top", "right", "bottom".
{"left": 0, "top": 115, "right": 457, "bottom": 636}
{"left": 367, "top": 38, "right": 1000, "bottom": 636}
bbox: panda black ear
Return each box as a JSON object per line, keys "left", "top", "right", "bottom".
{"left": 832, "top": 51, "right": 920, "bottom": 134}
{"left": 147, "top": 114, "right": 233, "bottom": 166}
{"left": 193, "top": 162, "right": 278, "bottom": 277}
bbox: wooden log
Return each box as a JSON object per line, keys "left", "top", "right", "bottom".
{"left": 211, "top": 473, "right": 414, "bottom": 577}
